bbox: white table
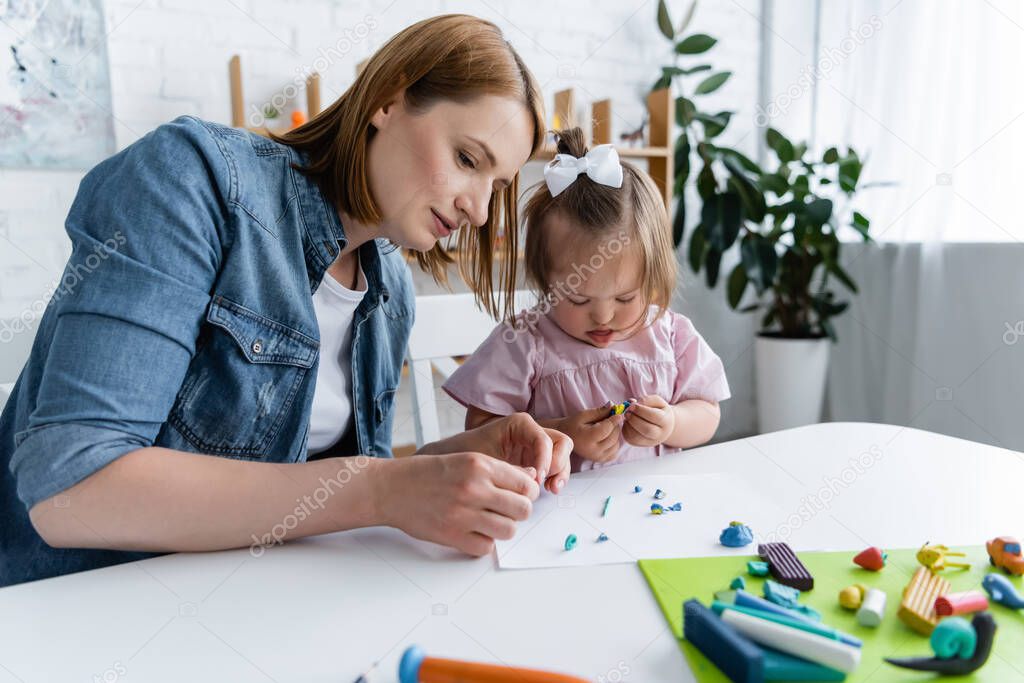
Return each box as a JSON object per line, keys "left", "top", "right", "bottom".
{"left": 2, "top": 422, "right": 1022, "bottom": 683}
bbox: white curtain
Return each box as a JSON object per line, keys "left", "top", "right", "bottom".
{"left": 771, "top": 0, "right": 1024, "bottom": 449}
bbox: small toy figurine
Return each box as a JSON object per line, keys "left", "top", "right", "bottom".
{"left": 853, "top": 546, "right": 887, "bottom": 571}
{"left": 885, "top": 613, "right": 996, "bottom": 675}
{"left": 982, "top": 573, "right": 1024, "bottom": 609}
{"left": 610, "top": 400, "right": 632, "bottom": 416}
{"left": 986, "top": 536, "right": 1024, "bottom": 575}
{"left": 719, "top": 522, "right": 754, "bottom": 548}
{"left": 917, "top": 543, "right": 970, "bottom": 572}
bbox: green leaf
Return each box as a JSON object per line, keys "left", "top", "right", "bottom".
{"left": 852, "top": 210, "right": 870, "bottom": 240}
{"left": 826, "top": 260, "right": 858, "bottom": 293}
{"left": 661, "top": 66, "right": 687, "bottom": 77}
{"left": 727, "top": 263, "right": 748, "bottom": 309}
{"left": 792, "top": 142, "right": 807, "bottom": 160}
{"left": 653, "top": 74, "right": 672, "bottom": 92}
{"left": 657, "top": 0, "right": 675, "bottom": 40}
{"left": 705, "top": 246, "right": 722, "bottom": 287}
{"left": 678, "top": 0, "right": 698, "bottom": 33}
{"left": 678, "top": 64, "right": 713, "bottom": 75}
{"left": 805, "top": 198, "right": 833, "bottom": 226}
{"left": 675, "top": 131, "right": 691, "bottom": 185}
{"left": 721, "top": 191, "right": 743, "bottom": 249}
{"left": 838, "top": 174, "right": 856, "bottom": 192}
{"left": 723, "top": 158, "right": 766, "bottom": 222}
{"left": 694, "top": 71, "right": 732, "bottom": 95}
{"left": 821, "top": 318, "right": 837, "bottom": 342}
{"left": 697, "top": 163, "right": 717, "bottom": 200}
{"left": 672, "top": 200, "right": 687, "bottom": 247}
{"left": 675, "top": 33, "right": 717, "bottom": 54}
{"left": 688, "top": 225, "right": 707, "bottom": 273}
{"left": 823, "top": 147, "right": 839, "bottom": 164}
{"left": 759, "top": 172, "right": 788, "bottom": 195}
{"left": 702, "top": 193, "right": 723, "bottom": 250}
{"left": 739, "top": 303, "right": 761, "bottom": 313}
{"left": 676, "top": 96, "right": 697, "bottom": 126}
{"left": 695, "top": 111, "right": 732, "bottom": 138}
{"left": 714, "top": 146, "right": 763, "bottom": 174}
{"left": 766, "top": 127, "right": 795, "bottom": 163}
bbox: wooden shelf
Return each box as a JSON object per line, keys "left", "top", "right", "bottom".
{"left": 229, "top": 55, "right": 321, "bottom": 133}
{"left": 532, "top": 87, "right": 675, "bottom": 208}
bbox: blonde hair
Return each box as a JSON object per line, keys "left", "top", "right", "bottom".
{"left": 523, "top": 127, "right": 677, "bottom": 320}
{"left": 277, "top": 15, "right": 545, "bottom": 319}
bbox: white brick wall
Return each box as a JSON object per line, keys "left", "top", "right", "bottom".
{"left": 0, "top": 0, "right": 763, "bottom": 436}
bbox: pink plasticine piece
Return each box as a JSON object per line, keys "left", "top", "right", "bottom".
{"left": 935, "top": 591, "right": 989, "bottom": 617}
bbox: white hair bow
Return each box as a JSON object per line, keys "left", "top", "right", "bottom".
{"left": 543, "top": 144, "right": 624, "bottom": 198}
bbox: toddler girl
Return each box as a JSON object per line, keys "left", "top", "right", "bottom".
{"left": 444, "top": 128, "right": 730, "bottom": 472}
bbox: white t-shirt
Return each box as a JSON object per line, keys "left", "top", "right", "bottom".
{"left": 306, "top": 261, "right": 367, "bottom": 455}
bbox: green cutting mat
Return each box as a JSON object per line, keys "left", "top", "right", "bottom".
{"left": 639, "top": 546, "right": 1024, "bottom": 682}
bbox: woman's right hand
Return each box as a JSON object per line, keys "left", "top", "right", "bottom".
{"left": 376, "top": 451, "right": 539, "bottom": 556}
{"left": 556, "top": 405, "right": 623, "bottom": 464}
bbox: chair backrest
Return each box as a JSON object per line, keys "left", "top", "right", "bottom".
{"left": 406, "top": 291, "right": 536, "bottom": 447}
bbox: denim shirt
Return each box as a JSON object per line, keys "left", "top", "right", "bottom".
{"left": 0, "top": 116, "right": 414, "bottom": 587}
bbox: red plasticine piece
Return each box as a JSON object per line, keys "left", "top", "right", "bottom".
{"left": 758, "top": 543, "right": 814, "bottom": 591}
{"left": 854, "top": 547, "right": 887, "bottom": 571}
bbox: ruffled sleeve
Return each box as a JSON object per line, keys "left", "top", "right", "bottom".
{"left": 670, "top": 313, "right": 731, "bottom": 403}
{"left": 442, "top": 316, "right": 541, "bottom": 415}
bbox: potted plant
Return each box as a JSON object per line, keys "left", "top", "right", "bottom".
{"left": 654, "top": 0, "right": 874, "bottom": 431}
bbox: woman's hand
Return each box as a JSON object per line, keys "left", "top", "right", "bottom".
{"left": 418, "top": 412, "right": 572, "bottom": 494}
{"left": 622, "top": 395, "right": 676, "bottom": 447}
{"left": 376, "top": 451, "right": 539, "bottom": 556}
{"left": 555, "top": 405, "right": 623, "bottom": 464}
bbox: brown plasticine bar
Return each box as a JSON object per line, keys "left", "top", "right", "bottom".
{"left": 757, "top": 542, "right": 815, "bottom": 591}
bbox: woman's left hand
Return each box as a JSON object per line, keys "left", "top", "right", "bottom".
{"left": 622, "top": 395, "right": 676, "bottom": 447}
{"left": 419, "top": 413, "right": 573, "bottom": 494}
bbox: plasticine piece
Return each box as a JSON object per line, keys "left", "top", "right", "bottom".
{"left": 610, "top": 400, "right": 632, "bottom": 416}
{"left": 839, "top": 584, "right": 867, "bottom": 610}
{"left": 733, "top": 591, "right": 858, "bottom": 646}
{"left": 917, "top": 543, "right": 971, "bottom": 572}
{"left": 935, "top": 591, "right": 989, "bottom": 616}
{"left": 853, "top": 546, "right": 887, "bottom": 571}
{"left": 898, "top": 566, "right": 951, "bottom": 634}
{"left": 986, "top": 535, "right": 1024, "bottom": 575}
{"left": 712, "top": 601, "right": 862, "bottom": 650}
{"left": 719, "top": 608, "right": 862, "bottom": 673}
{"left": 761, "top": 647, "right": 846, "bottom": 682}
{"left": 654, "top": 488, "right": 666, "bottom": 500}
{"left": 764, "top": 580, "right": 801, "bottom": 609}
{"left": 758, "top": 543, "right": 814, "bottom": 591}
{"left": 564, "top": 534, "right": 578, "bottom": 551}
{"left": 602, "top": 496, "right": 612, "bottom": 517}
{"left": 982, "top": 572, "right": 1024, "bottom": 609}
{"left": 720, "top": 522, "right": 755, "bottom": 548}
{"left": 731, "top": 576, "right": 747, "bottom": 591}
{"left": 682, "top": 599, "right": 765, "bottom": 683}
{"left": 596, "top": 532, "right": 609, "bottom": 543}
{"left": 670, "top": 502, "right": 683, "bottom": 511}
{"left": 856, "top": 588, "right": 886, "bottom": 628}
{"left": 715, "top": 589, "right": 738, "bottom": 604}
{"left": 650, "top": 503, "right": 664, "bottom": 515}
{"left": 885, "top": 612, "right": 995, "bottom": 675}
{"left": 748, "top": 561, "right": 770, "bottom": 577}
{"left": 930, "top": 617, "right": 977, "bottom": 659}
{"left": 633, "top": 484, "right": 642, "bottom": 493}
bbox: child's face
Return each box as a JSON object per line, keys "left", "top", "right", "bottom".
{"left": 545, "top": 214, "right": 648, "bottom": 348}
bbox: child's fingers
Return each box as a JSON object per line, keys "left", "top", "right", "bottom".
{"left": 625, "top": 412, "right": 660, "bottom": 439}
{"left": 596, "top": 423, "right": 621, "bottom": 451}
{"left": 626, "top": 404, "right": 665, "bottom": 429}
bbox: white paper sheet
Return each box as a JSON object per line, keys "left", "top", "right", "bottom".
{"left": 495, "top": 473, "right": 792, "bottom": 569}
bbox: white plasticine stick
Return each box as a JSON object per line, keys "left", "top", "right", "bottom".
{"left": 856, "top": 588, "right": 886, "bottom": 627}
{"left": 720, "top": 609, "right": 862, "bottom": 673}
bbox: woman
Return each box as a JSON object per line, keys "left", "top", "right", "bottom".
{"left": 0, "top": 15, "right": 571, "bottom": 587}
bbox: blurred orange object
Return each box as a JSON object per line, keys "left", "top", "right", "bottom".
{"left": 397, "top": 645, "right": 589, "bottom": 683}
{"left": 291, "top": 110, "right": 307, "bottom": 128}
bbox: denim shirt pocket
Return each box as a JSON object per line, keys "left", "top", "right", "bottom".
{"left": 169, "top": 296, "right": 318, "bottom": 457}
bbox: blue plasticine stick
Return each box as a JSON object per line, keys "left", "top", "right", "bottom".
{"left": 683, "top": 599, "right": 765, "bottom": 683}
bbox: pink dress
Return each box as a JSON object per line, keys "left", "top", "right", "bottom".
{"left": 443, "top": 306, "right": 731, "bottom": 472}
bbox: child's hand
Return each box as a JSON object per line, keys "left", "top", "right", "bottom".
{"left": 558, "top": 405, "right": 623, "bottom": 464}
{"left": 623, "top": 395, "right": 675, "bottom": 447}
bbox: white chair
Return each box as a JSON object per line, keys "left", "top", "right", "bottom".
{"left": 406, "top": 290, "right": 536, "bottom": 448}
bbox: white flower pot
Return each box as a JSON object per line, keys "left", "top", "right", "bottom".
{"left": 754, "top": 334, "right": 831, "bottom": 433}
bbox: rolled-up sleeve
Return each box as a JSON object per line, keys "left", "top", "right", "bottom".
{"left": 10, "top": 116, "right": 231, "bottom": 510}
